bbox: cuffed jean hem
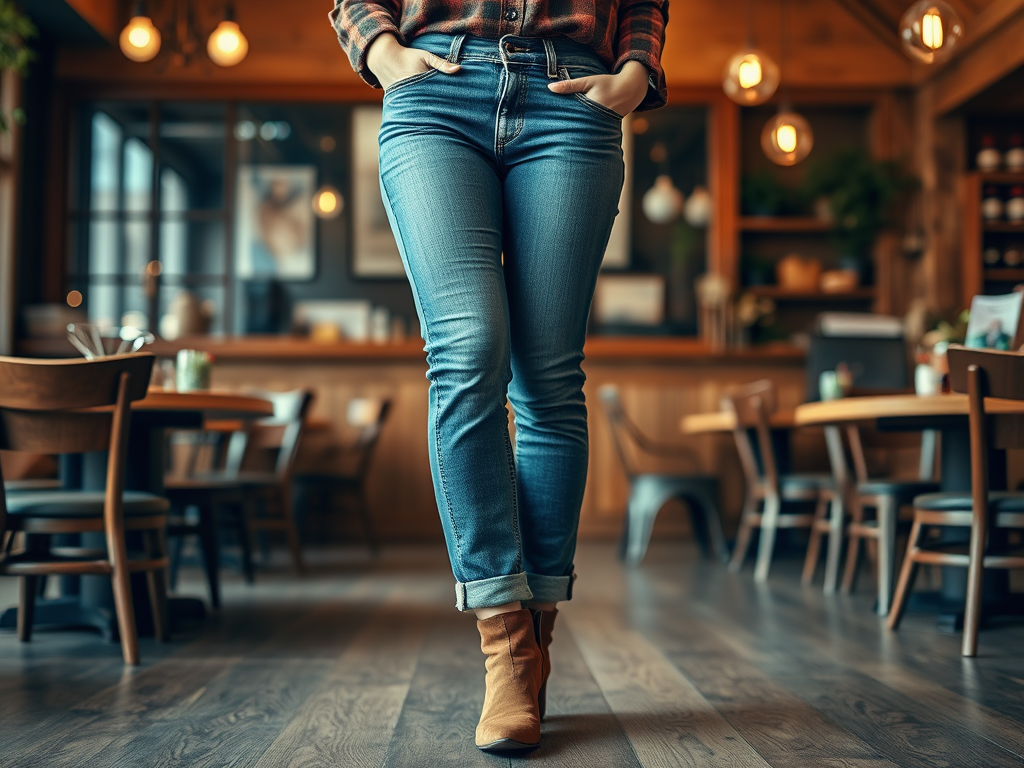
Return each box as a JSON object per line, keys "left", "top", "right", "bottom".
{"left": 526, "top": 572, "right": 576, "bottom": 604}
{"left": 455, "top": 571, "right": 533, "bottom": 611}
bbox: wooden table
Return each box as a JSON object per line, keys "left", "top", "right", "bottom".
{"left": 0, "top": 389, "right": 274, "bottom": 639}
{"left": 795, "top": 393, "right": 1024, "bottom": 622}
{"left": 682, "top": 409, "right": 796, "bottom": 435}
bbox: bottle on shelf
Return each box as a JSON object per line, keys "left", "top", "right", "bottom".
{"left": 1007, "top": 135, "right": 1024, "bottom": 173}
{"left": 982, "top": 185, "right": 1004, "bottom": 221}
{"left": 983, "top": 246, "right": 1003, "bottom": 267}
{"left": 977, "top": 134, "right": 1002, "bottom": 172}
{"left": 1007, "top": 186, "right": 1024, "bottom": 222}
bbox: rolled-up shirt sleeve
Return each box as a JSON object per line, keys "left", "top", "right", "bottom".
{"left": 613, "top": 0, "right": 669, "bottom": 111}
{"left": 330, "top": 0, "right": 404, "bottom": 89}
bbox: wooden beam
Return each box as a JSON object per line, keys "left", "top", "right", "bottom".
{"left": 926, "top": 0, "right": 1024, "bottom": 114}
{"left": 63, "top": 0, "right": 121, "bottom": 44}
{"left": 829, "top": 0, "right": 907, "bottom": 56}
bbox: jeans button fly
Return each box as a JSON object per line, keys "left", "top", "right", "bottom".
{"left": 504, "top": 8, "right": 518, "bottom": 21}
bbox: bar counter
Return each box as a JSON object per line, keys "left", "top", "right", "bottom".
{"left": 17, "top": 335, "right": 810, "bottom": 542}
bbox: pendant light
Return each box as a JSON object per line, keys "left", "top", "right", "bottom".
{"left": 119, "top": 1, "right": 161, "bottom": 62}
{"left": 761, "top": 0, "right": 813, "bottom": 166}
{"left": 313, "top": 186, "right": 344, "bottom": 219}
{"left": 899, "top": 0, "right": 964, "bottom": 64}
{"left": 722, "top": 0, "right": 780, "bottom": 106}
{"left": 207, "top": 5, "right": 249, "bottom": 67}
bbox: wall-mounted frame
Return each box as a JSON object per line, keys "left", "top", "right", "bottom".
{"left": 236, "top": 164, "right": 317, "bottom": 280}
{"left": 350, "top": 106, "right": 405, "bottom": 279}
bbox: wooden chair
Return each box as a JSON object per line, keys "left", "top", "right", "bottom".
{"left": 597, "top": 385, "right": 726, "bottom": 565}
{"left": 888, "top": 346, "right": 1024, "bottom": 656}
{"left": 725, "top": 380, "right": 834, "bottom": 582}
{"left": 294, "top": 397, "right": 392, "bottom": 555}
{"left": 837, "top": 425, "right": 939, "bottom": 615}
{"left": 0, "top": 354, "right": 169, "bottom": 665}
{"left": 165, "top": 388, "right": 313, "bottom": 578}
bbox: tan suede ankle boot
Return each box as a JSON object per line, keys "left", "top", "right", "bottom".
{"left": 475, "top": 608, "right": 542, "bottom": 752}
{"left": 531, "top": 608, "right": 557, "bottom": 720}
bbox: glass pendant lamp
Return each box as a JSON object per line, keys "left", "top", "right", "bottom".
{"left": 207, "top": 5, "right": 249, "bottom": 67}
{"left": 761, "top": 0, "right": 813, "bottom": 167}
{"left": 899, "top": 0, "right": 964, "bottom": 64}
{"left": 722, "top": 0, "right": 780, "bottom": 106}
{"left": 119, "top": 1, "right": 161, "bottom": 62}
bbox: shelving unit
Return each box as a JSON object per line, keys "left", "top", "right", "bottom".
{"left": 747, "top": 286, "right": 875, "bottom": 301}
{"left": 961, "top": 171, "right": 1024, "bottom": 306}
{"left": 738, "top": 216, "right": 831, "bottom": 233}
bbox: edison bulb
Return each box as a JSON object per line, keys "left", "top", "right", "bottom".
{"left": 119, "top": 16, "right": 161, "bottom": 62}
{"left": 313, "top": 185, "right": 344, "bottom": 219}
{"left": 899, "top": 0, "right": 963, "bottom": 64}
{"left": 207, "top": 20, "right": 249, "bottom": 67}
{"left": 642, "top": 175, "right": 684, "bottom": 224}
{"left": 722, "top": 48, "right": 780, "bottom": 106}
{"left": 761, "top": 111, "right": 813, "bottom": 166}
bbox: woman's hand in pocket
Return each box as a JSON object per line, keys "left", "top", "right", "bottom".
{"left": 547, "top": 60, "right": 650, "bottom": 117}
{"left": 367, "top": 33, "right": 461, "bottom": 90}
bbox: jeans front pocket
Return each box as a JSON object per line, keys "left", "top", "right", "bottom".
{"left": 558, "top": 66, "right": 624, "bottom": 122}
{"left": 384, "top": 68, "right": 440, "bottom": 96}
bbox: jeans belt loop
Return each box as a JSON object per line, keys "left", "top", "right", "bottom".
{"left": 543, "top": 38, "right": 558, "bottom": 79}
{"left": 447, "top": 34, "right": 466, "bottom": 64}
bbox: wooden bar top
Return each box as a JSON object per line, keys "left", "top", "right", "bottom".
{"left": 19, "top": 335, "right": 807, "bottom": 364}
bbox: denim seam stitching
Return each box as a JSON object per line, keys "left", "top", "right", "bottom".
{"left": 558, "top": 66, "right": 624, "bottom": 122}
{"left": 383, "top": 68, "right": 440, "bottom": 97}
{"left": 378, "top": 176, "right": 463, "bottom": 567}
{"left": 502, "top": 415, "right": 522, "bottom": 571}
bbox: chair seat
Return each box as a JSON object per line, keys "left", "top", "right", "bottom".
{"left": 858, "top": 480, "right": 941, "bottom": 500}
{"left": 780, "top": 473, "right": 835, "bottom": 493}
{"left": 914, "top": 492, "right": 1024, "bottom": 513}
{"left": 5, "top": 490, "right": 170, "bottom": 518}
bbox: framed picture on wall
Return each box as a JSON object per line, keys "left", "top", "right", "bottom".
{"left": 351, "top": 106, "right": 406, "bottom": 278}
{"left": 236, "top": 164, "right": 317, "bottom": 280}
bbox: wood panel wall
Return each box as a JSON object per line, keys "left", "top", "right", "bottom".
{"left": 208, "top": 357, "right": 808, "bottom": 544}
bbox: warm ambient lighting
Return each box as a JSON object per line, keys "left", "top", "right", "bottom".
{"left": 207, "top": 19, "right": 249, "bottom": 67}
{"left": 899, "top": 0, "right": 963, "bottom": 64}
{"left": 119, "top": 14, "right": 161, "bottom": 62}
{"left": 722, "top": 49, "right": 779, "bottom": 106}
{"left": 66, "top": 290, "right": 83, "bottom": 308}
{"left": 313, "top": 186, "right": 344, "bottom": 219}
{"left": 761, "top": 111, "right": 813, "bottom": 166}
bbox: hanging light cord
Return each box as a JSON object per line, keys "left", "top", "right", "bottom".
{"left": 779, "top": 0, "right": 790, "bottom": 110}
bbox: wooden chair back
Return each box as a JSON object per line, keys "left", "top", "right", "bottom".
{"left": 345, "top": 397, "right": 392, "bottom": 480}
{"left": 0, "top": 354, "right": 155, "bottom": 536}
{"left": 722, "top": 380, "right": 779, "bottom": 495}
{"left": 224, "top": 389, "right": 315, "bottom": 479}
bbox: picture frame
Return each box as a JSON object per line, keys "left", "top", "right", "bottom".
{"left": 351, "top": 106, "right": 406, "bottom": 279}
{"left": 965, "top": 291, "right": 1024, "bottom": 350}
{"left": 235, "top": 164, "right": 317, "bottom": 281}
{"left": 592, "top": 273, "right": 666, "bottom": 327}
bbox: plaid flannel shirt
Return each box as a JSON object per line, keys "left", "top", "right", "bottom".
{"left": 330, "top": 0, "right": 669, "bottom": 111}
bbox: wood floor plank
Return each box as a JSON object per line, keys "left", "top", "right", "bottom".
{"left": 250, "top": 602, "right": 431, "bottom": 768}
{"left": 381, "top": 610, "right": 507, "bottom": 768}
{"left": 565, "top": 606, "right": 773, "bottom": 768}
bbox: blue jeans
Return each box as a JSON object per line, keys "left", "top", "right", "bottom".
{"left": 378, "top": 33, "right": 625, "bottom": 611}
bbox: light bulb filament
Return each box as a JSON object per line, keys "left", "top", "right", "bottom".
{"left": 922, "top": 9, "right": 943, "bottom": 49}
{"left": 776, "top": 124, "right": 797, "bottom": 154}
{"left": 738, "top": 57, "right": 763, "bottom": 89}
{"left": 128, "top": 26, "right": 151, "bottom": 48}
{"left": 217, "top": 30, "right": 240, "bottom": 53}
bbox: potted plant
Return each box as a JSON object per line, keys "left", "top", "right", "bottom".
{"left": 805, "top": 149, "right": 915, "bottom": 282}
{"left": 0, "top": 0, "right": 36, "bottom": 134}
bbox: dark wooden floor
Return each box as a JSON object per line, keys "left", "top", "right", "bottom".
{"left": 1, "top": 541, "right": 1023, "bottom": 768}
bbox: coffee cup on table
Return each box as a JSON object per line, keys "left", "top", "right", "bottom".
{"left": 175, "top": 349, "right": 213, "bottom": 392}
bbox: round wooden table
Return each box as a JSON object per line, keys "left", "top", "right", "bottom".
{"left": 795, "top": 393, "right": 1024, "bottom": 623}
{"left": 682, "top": 410, "right": 796, "bottom": 435}
{"left": 0, "top": 389, "right": 274, "bottom": 639}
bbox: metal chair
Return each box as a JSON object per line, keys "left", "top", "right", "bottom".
{"left": 597, "top": 385, "right": 726, "bottom": 565}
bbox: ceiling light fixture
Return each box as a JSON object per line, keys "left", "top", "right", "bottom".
{"left": 899, "top": 0, "right": 964, "bottom": 64}
{"left": 722, "top": 0, "right": 780, "bottom": 106}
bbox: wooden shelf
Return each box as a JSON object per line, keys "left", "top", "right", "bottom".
{"left": 983, "top": 221, "right": 1024, "bottom": 232}
{"left": 977, "top": 172, "right": 1024, "bottom": 184}
{"left": 745, "top": 286, "right": 876, "bottom": 301}
{"left": 738, "top": 216, "right": 832, "bottom": 232}
{"left": 984, "top": 268, "right": 1024, "bottom": 281}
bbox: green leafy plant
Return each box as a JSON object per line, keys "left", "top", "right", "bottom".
{"left": 805, "top": 149, "right": 916, "bottom": 260}
{"left": 0, "top": 0, "right": 37, "bottom": 134}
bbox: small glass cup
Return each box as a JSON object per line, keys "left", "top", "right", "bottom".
{"left": 175, "top": 349, "right": 213, "bottom": 392}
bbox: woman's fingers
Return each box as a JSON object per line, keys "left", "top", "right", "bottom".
{"left": 423, "top": 51, "right": 461, "bottom": 74}
{"left": 547, "top": 76, "right": 596, "bottom": 94}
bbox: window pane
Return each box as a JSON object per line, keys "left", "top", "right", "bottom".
{"left": 160, "top": 103, "right": 225, "bottom": 210}
{"left": 124, "top": 137, "right": 152, "bottom": 213}
{"left": 90, "top": 112, "right": 122, "bottom": 213}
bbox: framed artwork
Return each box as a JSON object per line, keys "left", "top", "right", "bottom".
{"left": 965, "top": 292, "right": 1024, "bottom": 350}
{"left": 351, "top": 106, "right": 406, "bottom": 278}
{"left": 592, "top": 273, "right": 666, "bottom": 326}
{"left": 236, "top": 164, "right": 317, "bottom": 280}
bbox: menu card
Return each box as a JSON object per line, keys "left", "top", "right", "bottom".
{"left": 965, "top": 292, "right": 1024, "bottom": 351}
